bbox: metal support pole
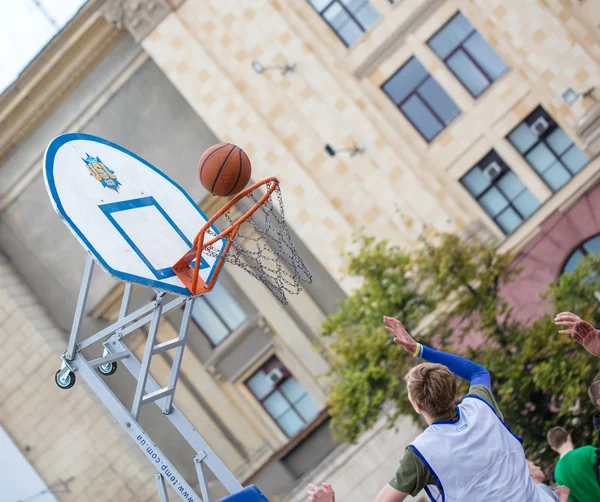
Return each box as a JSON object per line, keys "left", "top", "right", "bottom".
{"left": 65, "top": 255, "right": 94, "bottom": 360}
{"left": 162, "top": 297, "right": 195, "bottom": 414}
{"left": 75, "top": 354, "right": 201, "bottom": 502}
{"left": 131, "top": 292, "right": 165, "bottom": 420}
{"left": 194, "top": 451, "right": 211, "bottom": 502}
{"left": 156, "top": 473, "right": 170, "bottom": 502}
{"left": 113, "top": 339, "right": 243, "bottom": 493}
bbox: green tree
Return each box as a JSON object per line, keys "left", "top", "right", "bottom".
{"left": 321, "top": 231, "right": 600, "bottom": 471}
{"left": 320, "top": 236, "right": 434, "bottom": 442}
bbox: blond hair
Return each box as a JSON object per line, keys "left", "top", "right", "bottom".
{"left": 405, "top": 363, "right": 457, "bottom": 419}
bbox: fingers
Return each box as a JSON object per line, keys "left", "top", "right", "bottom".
{"left": 555, "top": 320, "right": 577, "bottom": 327}
{"left": 323, "top": 483, "right": 334, "bottom": 494}
{"left": 571, "top": 333, "right": 584, "bottom": 345}
{"left": 558, "top": 329, "right": 576, "bottom": 335}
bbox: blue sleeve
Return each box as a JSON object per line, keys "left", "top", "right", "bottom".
{"left": 421, "top": 346, "right": 491, "bottom": 388}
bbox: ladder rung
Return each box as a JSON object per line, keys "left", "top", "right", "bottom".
{"left": 141, "top": 386, "right": 173, "bottom": 406}
{"left": 89, "top": 351, "right": 129, "bottom": 368}
{"left": 152, "top": 338, "right": 185, "bottom": 355}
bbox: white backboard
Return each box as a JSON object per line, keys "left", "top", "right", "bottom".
{"left": 44, "top": 133, "right": 226, "bottom": 296}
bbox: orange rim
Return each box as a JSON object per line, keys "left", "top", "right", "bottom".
{"left": 172, "top": 177, "right": 280, "bottom": 295}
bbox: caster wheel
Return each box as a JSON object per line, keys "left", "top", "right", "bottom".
{"left": 98, "top": 361, "right": 117, "bottom": 376}
{"left": 55, "top": 369, "right": 76, "bottom": 389}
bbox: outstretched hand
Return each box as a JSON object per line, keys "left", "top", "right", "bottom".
{"left": 383, "top": 316, "right": 418, "bottom": 355}
{"left": 308, "top": 483, "right": 335, "bottom": 502}
{"left": 555, "top": 312, "right": 600, "bottom": 358}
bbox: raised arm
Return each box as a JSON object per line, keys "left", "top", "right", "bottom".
{"left": 383, "top": 316, "right": 490, "bottom": 388}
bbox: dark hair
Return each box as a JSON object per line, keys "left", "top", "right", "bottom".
{"left": 547, "top": 426, "right": 570, "bottom": 449}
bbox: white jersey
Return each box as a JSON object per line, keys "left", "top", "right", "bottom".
{"left": 410, "top": 395, "right": 540, "bottom": 502}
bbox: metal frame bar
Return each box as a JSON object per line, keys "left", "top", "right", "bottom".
{"left": 65, "top": 255, "right": 94, "bottom": 360}
{"left": 56, "top": 260, "right": 244, "bottom": 502}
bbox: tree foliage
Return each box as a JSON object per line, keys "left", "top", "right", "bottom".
{"left": 320, "top": 231, "right": 600, "bottom": 471}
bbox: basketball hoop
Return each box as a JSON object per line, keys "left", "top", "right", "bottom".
{"left": 172, "top": 177, "right": 312, "bottom": 304}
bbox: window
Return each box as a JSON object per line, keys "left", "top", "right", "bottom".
{"left": 191, "top": 281, "right": 247, "bottom": 346}
{"left": 382, "top": 57, "right": 461, "bottom": 142}
{"left": 507, "top": 106, "right": 589, "bottom": 192}
{"left": 461, "top": 150, "right": 540, "bottom": 234}
{"left": 246, "top": 356, "right": 320, "bottom": 438}
{"left": 307, "top": 0, "right": 380, "bottom": 47}
{"left": 428, "top": 12, "right": 508, "bottom": 97}
{"left": 562, "top": 234, "right": 600, "bottom": 274}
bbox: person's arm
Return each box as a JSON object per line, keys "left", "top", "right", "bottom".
{"left": 383, "top": 316, "right": 490, "bottom": 388}
{"left": 307, "top": 483, "right": 408, "bottom": 502}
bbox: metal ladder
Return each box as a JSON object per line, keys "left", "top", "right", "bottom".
{"left": 55, "top": 255, "right": 243, "bottom": 502}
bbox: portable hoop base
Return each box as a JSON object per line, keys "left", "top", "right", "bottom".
{"left": 56, "top": 255, "right": 268, "bottom": 502}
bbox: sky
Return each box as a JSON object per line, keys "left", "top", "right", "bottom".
{"left": 0, "top": 0, "right": 88, "bottom": 94}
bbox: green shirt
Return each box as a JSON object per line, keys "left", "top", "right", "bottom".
{"left": 554, "top": 446, "right": 600, "bottom": 502}
{"left": 389, "top": 385, "right": 503, "bottom": 496}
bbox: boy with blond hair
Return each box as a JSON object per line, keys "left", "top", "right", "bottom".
{"left": 308, "top": 316, "right": 541, "bottom": 502}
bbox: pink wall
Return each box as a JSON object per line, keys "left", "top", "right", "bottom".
{"left": 502, "top": 183, "right": 600, "bottom": 323}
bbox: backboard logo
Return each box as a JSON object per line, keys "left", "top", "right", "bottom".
{"left": 82, "top": 153, "right": 121, "bottom": 192}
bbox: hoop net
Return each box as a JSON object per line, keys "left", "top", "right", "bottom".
{"left": 173, "top": 177, "right": 312, "bottom": 304}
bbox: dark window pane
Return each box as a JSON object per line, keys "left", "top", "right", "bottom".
{"left": 308, "top": 0, "right": 330, "bottom": 11}
{"left": 496, "top": 171, "right": 525, "bottom": 199}
{"left": 508, "top": 123, "right": 537, "bottom": 154}
{"left": 382, "top": 58, "right": 428, "bottom": 104}
{"left": 401, "top": 95, "right": 443, "bottom": 141}
{"left": 461, "top": 167, "right": 490, "bottom": 197}
{"left": 496, "top": 207, "right": 522, "bottom": 234}
{"left": 295, "top": 394, "right": 320, "bottom": 421}
{"left": 418, "top": 77, "right": 461, "bottom": 124}
{"left": 543, "top": 163, "right": 571, "bottom": 191}
{"left": 546, "top": 129, "right": 572, "bottom": 155}
{"left": 324, "top": 3, "right": 350, "bottom": 30}
{"left": 463, "top": 32, "right": 508, "bottom": 81}
{"left": 561, "top": 146, "right": 588, "bottom": 174}
{"left": 479, "top": 186, "right": 509, "bottom": 217}
{"left": 353, "top": 2, "right": 380, "bottom": 29}
{"left": 263, "top": 391, "right": 290, "bottom": 418}
{"left": 446, "top": 49, "right": 490, "bottom": 96}
{"left": 277, "top": 409, "right": 305, "bottom": 437}
{"left": 526, "top": 143, "right": 558, "bottom": 174}
{"left": 563, "top": 249, "right": 585, "bottom": 274}
{"left": 280, "top": 378, "right": 306, "bottom": 403}
{"left": 512, "top": 190, "right": 540, "bottom": 218}
{"left": 337, "top": 19, "right": 363, "bottom": 46}
{"left": 428, "top": 12, "right": 473, "bottom": 59}
{"left": 246, "top": 371, "right": 271, "bottom": 399}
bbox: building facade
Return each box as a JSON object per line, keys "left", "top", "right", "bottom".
{"left": 1, "top": 0, "right": 599, "bottom": 500}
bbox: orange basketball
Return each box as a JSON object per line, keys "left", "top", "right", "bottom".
{"left": 198, "top": 143, "right": 251, "bottom": 197}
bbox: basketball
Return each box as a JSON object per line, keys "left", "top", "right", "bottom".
{"left": 198, "top": 143, "right": 251, "bottom": 197}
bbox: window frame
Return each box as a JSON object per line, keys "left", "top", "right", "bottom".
{"left": 427, "top": 11, "right": 508, "bottom": 98}
{"left": 190, "top": 279, "right": 251, "bottom": 348}
{"left": 306, "top": 0, "right": 379, "bottom": 48}
{"left": 381, "top": 56, "right": 461, "bottom": 142}
{"left": 506, "top": 106, "right": 589, "bottom": 192}
{"left": 245, "top": 356, "right": 319, "bottom": 438}
{"left": 460, "top": 150, "right": 540, "bottom": 235}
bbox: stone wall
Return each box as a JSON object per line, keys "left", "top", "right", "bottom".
{"left": 0, "top": 252, "right": 155, "bottom": 501}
